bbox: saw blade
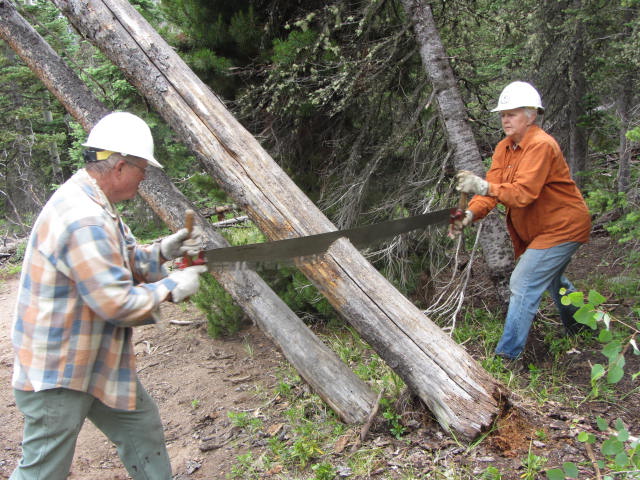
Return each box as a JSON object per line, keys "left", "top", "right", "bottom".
{"left": 203, "top": 207, "right": 453, "bottom": 268}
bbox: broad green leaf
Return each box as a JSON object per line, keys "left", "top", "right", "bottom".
{"left": 602, "top": 438, "right": 624, "bottom": 456}
{"left": 617, "top": 429, "right": 629, "bottom": 442}
{"left": 607, "top": 364, "right": 624, "bottom": 384}
{"left": 588, "top": 290, "right": 606, "bottom": 306}
{"left": 598, "top": 329, "right": 613, "bottom": 343}
{"left": 611, "top": 354, "right": 626, "bottom": 370}
{"left": 591, "top": 364, "right": 605, "bottom": 382}
{"left": 576, "top": 431, "right": 596, "bottom": 444}
{"left": 577, "top": 431, "right": 590, "bottom": 442}
{"left": 546, "top": 468, "right": 565, "bottom": 480}
{"left": 575, "top": 305, "right": 596, "bottom": 329}
{"left": 602, "top": 341, "right": 622, "bottom": 360}
{"left": 567, "top": 291, "right": 584, "bottom": 307}
{"left": 614, "top": 418, "right": 625, "bottom": 431}
{"left": 614, "top": 451, "right": 629, "bottom": 467}
{"left": 596, "top": 417, "right": 609, "bottom": 431}
{"left": 562, "top": 462, "right": 579, "bottom": 478}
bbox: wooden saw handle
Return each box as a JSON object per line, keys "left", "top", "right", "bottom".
{"left": 182, "top": 209, "right": 195, "bottom": 267}
{"left": 458, "top": 192, "right": 468, "bottom": 211}
{"left": 184, "top": 209, "right": 195, "bottom": 235}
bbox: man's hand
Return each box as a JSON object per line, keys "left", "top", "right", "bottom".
{"left": 168, "top": 265, "right": 208, "bottom": 302}
{"left": 456, "top": 170, "right": 489, "bottom": 196}
{"left": 160, "top": 227, "right": 204, "bottom": 260}
{"left": 448, "top": 210, "right": 474, "bottom": 239}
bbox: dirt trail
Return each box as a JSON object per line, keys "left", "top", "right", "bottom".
{"left": 0, "top": 274, "right": 281, "bottom": 479}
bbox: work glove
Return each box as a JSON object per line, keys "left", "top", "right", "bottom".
{"left": 160, "top": 227, "right": 204, "bottom": 260}
{"left": 448, "top": 210, "right": 474, "bottom": 239}
{"left": 455, "top": 170, "right": 489, "bottom": 196}
{"left": 168, "top": 265, "right": 207, "bottom": 302}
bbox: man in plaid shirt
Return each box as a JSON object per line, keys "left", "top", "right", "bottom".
{"left": 10, "top": 112, "right": 207, "bottom": 480}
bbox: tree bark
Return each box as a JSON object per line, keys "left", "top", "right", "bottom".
{"left": 49, "top": 0, "right": 505, "bottom": 439}
{"left": 617, "top": 80, "right": 632, "bottom": 196}
{"left": 567, "top": 8, "right": 588, "bottom": 187}
{"left": 400, "top": 0, "right": 514, "bottom": 299}
{"left": 0, "top": 0, "right": 377, "bottom": 425}
{"left": 616, "top": 7, "right": 634, "bottom": 196}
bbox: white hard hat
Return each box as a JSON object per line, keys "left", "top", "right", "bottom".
{"left": 491, "top": 81, "right": 544, "bottom": 113}
{"left": 83, "top": 112, "right": 163, "bottom": 169}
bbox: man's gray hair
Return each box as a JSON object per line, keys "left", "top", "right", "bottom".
{"left": 85, "top": 154, "right": 121, "bottom": 174}
{"left": 523, "top": 107, "right": 538, "bottom": 121}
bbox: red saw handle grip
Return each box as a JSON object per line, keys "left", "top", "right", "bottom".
{"left": 450, "top": 192, "right": 468, "bottom": 223}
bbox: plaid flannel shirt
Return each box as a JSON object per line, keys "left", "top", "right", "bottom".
{"left": 12, "top": 169, "right": 177, "bottom": 410}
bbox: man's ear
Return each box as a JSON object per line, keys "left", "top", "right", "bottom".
{"left": 113, "top": 158, "right": 127, "bottom": 175}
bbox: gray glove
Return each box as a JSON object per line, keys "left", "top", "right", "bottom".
{"left": 160, "top": 227, "right": 204, "bottom": 260}
{"left": 168, "top": 265, "right": 207, "bottom": 302}
{"left": 456, "top": 170, "right": 489, "bottom": 196}
{"left": 448, "top": 210, "right": 474, "bottom": 239}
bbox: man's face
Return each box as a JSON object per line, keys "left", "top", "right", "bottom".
{"left": 111, "top": 155, "right": 148, "bottom": 202}
{"left": 500, "top": 108, "right": 534, "bottom": 144}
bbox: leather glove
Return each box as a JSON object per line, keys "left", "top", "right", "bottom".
{"left": 168, "top": 265, "right": 207, "bottom": 302}
{"left": 456, "top": 170, "right": 489, "bottom": 196}
{"left": 160, "top": 227, "right": 204, "bottom": 260}
{"left": 448, "top": 210, "right": 474, "bottom": 239}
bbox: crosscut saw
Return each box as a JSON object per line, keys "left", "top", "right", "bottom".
{"left": 178, "top": 195, "right": 466, "bottom": 269}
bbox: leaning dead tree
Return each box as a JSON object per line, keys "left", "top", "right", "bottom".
{"left": 49, "top": 0, "right": 505, "bottom": 439}
{"left": 400, "top": 0, "right": 514, "bottom": 297}
{"left": 0, "top": 0, "right": 377, "bottom": 424}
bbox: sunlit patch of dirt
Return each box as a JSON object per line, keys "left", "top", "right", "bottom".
{"left": 488, "top": 408, "right": 537, "bottom": 457}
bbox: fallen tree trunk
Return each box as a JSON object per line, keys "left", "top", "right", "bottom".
{"left": 50, "top": 0, "right": 505, "bottom": 439}
{"left": 0, "top": 0, "right": 377, "bottom": 424}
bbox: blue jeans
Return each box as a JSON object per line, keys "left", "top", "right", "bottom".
{"left": 10, "top": 379, "right": 171, "bottom": 480}
{"left": 495, "top": 242, "right": 582, "bottom": 359}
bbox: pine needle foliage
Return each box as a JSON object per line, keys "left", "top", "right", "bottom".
{"left": 192, "top": 273, "right": 244, "bottom": 338}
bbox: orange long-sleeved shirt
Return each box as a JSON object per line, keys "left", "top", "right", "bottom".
{"left": 468, "top": 125, "right": 591, "bottom": 259}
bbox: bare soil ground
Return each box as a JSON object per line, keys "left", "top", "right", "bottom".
{"left": 0, "top": 233, "right": 638, "bottom": 479}
{"left": 0, "top": 279, "right": 283, "bottom": 479}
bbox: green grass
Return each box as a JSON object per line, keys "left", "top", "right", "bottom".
{"left": 222, "top": 274, "right": 639, "bottom": 479}
{"left": 0, "top": 263, "right": 21, "bottom": 277}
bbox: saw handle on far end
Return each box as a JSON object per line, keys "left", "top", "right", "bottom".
{"left": 458, "top": 192, "right": 468, "bottom": 212}
{"left": 450, "top": 192, "right": 468, "bottom": 223}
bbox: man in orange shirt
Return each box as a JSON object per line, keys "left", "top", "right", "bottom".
{"left": 451, "top": 81, "right": 591, "bottom": 361}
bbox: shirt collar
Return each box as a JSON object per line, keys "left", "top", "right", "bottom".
{"left": 72, "top": 169, "right": 118, "bottom": 219}
{"left": 506, "top": 124, "right": 540, "bottom": 151}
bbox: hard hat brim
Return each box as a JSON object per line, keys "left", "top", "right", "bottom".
{"left": 491, "top": 106, "right": 545, "bottom": 114}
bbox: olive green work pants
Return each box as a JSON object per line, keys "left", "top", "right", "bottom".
{"left": 10, "top": 379, "right": 172, "bottom": 480}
